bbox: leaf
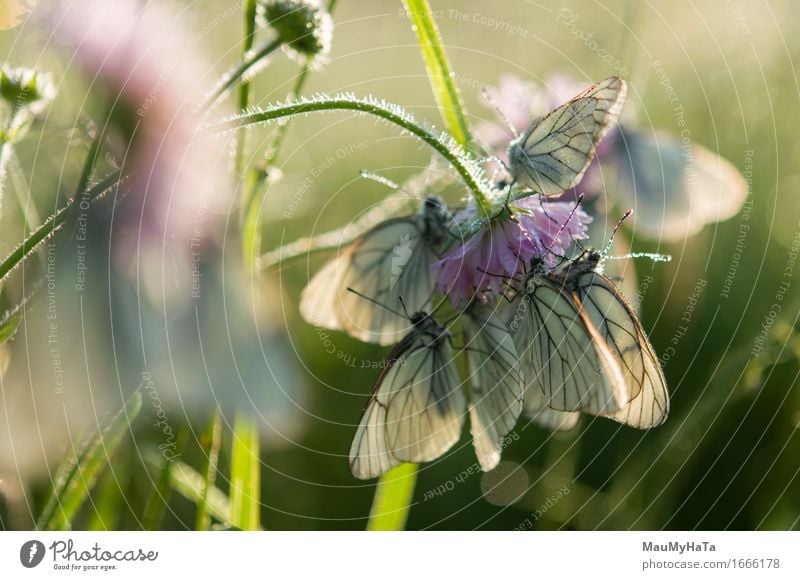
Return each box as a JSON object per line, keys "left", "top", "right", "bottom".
{"left": 402, "top": 0, "right": 471, "bottom": 147}
{"left": 85, "top": 462, "right": 127, "bottom": 531}
{"left": 169, "top": 461, "right": 234, "bottom": 528}
{"left": 366, "top": 463, "right": 418, "bottom": 531}
{"left": 0, "top": 309, "right": 21, "bottom": 344}
{"left": 36, "top": 391, "right": 143, "bottom": 530}
{"left": 195, "top": 410, "right": 222, "bottom": 531}
{"left": 229, "top": 413, "right": 261, "bottom": 530}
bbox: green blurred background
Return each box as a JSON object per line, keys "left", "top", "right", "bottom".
{"left": 2, "top": 0, "right": 800, "bottom": 530}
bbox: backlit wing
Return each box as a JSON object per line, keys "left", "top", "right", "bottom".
{"left": 523, "top": 383, "right": 581, "bottom": 431}
{"left": 515, "top": 277, "right": 628, "bottom": 415}
{"left": 612, "top": 127, "right": 748, "bottom": 241}
{"left": 571, "top": 271, "right": 669, "bottom": 428}
{"left": 349, "top": 330, "right": 465, "bottom": 479}
{"left": 463, "top": 306, "right": 524, "bottom": 471}
{"left": 300, "top": 217, "right": 437, "bottom": 345}
{"left": 508, "top": 77, "right": 627, "bottom": 195}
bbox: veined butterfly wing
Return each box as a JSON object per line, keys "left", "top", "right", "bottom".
{"left": 509, "top": 271, "right": 629, "bottom": 416}
{"left": 462, "top": 305, "right": 524, "bottom": 471}
{"left": 348, "top": 314, "right": 466, "bottom": 479}
{"left": 566, "top": 261, "right": 669, "bottom": 428}
{"left": 508, "top": 77, "right": 627, "bottom": 196}
{"left": 300, "top": 198, "right": 448, "bottom": 346}
{"left": 523, "top": 383, "right": 581, "bottom": 431}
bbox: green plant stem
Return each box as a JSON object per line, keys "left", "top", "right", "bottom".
{"left": 366, "top": 2, "right": 476, "bottom": 531}
{"left": 208, "top": 98, "right": 494, "bottom": 217}
{"left": 263, "top": 65, "right": 310, "bottom": 167}
{"left": 0, "top": 171, "right": 119, "bottom": 284}
{"left": 402, "top": 0, "right": 471, "bottom": 147}
{"left": 229, "top": 414, "right": 261, "bottom": 530}
{"left": 366, "top": 463, "right": 418, "bottom": 530}
{"left": 206, "top": 39, "right": 283, "bottom": 112}
{"left": 241, "top": 66, "right": 310, "bottom": 272}
{"left": 196, "top": 410, "right": 222, "bottom": 531}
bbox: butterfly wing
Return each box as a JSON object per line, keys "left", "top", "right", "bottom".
{"left": 612, "top": 127, "right": 747, "bottom": 241}
{"left": 349, "top": 328, "right": 466, "bottom": 479}
{"left": 523, "top": 383, "right": 581, "bottom": 431}
{"left": 572, "top": 271, "right": 669, "bottom": 428}
{"left": 508, "top": 77, "right": 627, "bottom": 196}
{"left": 518, "top": 276, "right": 628, "bottom": 415}
{"left": 300, "top": 217, "right": 438, "bottom": 345}
{"left": 463, "top": 306, "right": 524, "bottom": 471}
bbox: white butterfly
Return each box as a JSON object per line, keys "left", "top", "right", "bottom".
{"left": 349, "top": 304, "right": 524, "bottom": 479}
{"left": 611, "top": 126, "right": 748, "bottom": 241}
{"left": 300, "top": 196, "right": 451, "bottom": 346}
{"left": 348, "top": 311, "right": 465, "bottom": 479}
{"left": 507, "top": 76, "right": 627, "bottom": 196}
{"left": 508, "top": 251, "right": 669, "bottom": 430}
{"left": 507, "top": 258, "right": 629, "bottom": 418}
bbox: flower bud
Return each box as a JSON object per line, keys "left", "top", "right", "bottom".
{"left": 0, "top": 66, "right": 54, "bottom": 116}
{"left": 261, "top": 0, "right": 333, "bottom": 65}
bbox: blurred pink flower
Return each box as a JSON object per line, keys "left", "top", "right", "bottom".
{"left": 44, "top": 0, "right": 234, "bottom": 302}
{"left": 433, "top": 199, "right": 591, "bottom": 306}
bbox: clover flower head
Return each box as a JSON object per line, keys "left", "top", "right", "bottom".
{"left": 432, "top": 199, "right": 591, "bottom": 306}
{"left": 262, "top": 0, "right": 333, "bottom": 66}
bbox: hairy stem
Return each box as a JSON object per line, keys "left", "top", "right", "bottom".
{"left": 207, "top": 97, "right": 494, "bottom": 217}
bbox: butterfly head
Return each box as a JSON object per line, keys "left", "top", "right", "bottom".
{"left": 584, "top": 249, "right": 603, "bottom": 268}
{"left": 421, "top": 195, "right": 452, "bottom": 242}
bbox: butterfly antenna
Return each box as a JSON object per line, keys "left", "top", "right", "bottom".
{"left": 346, "top": 287, "right": 405, "bottom": 318}
{"left": 477, "top": 266, "right": 521, "bottom": 284}
{"left": 545, "top": 194, "right": 585, "bottom": 257}
{"left": 482, "top": 87, "right": 520, "bottom": 139}
{"left": 604, "top": 252, "right": 673, "bottom": 263}
{"left": 601, "top": 209, "right": 633, "bottom": 257}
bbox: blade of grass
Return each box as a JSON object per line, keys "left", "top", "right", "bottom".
{"left": 140, "top": 446, "right": 236, "bottom": 528}
{"left": 229, "top": 414, "right": 261, "bottom": 530}
{"left": 85, "top": 457, "right": 128, "bottom": 531}
{"left": 367, "top": 463, "right": 418, "bottom": 531}
{"left": 195, "top": 410, "right": 222, "bottom": 530}
{"left": 36, "top": 391, "right": 143, "bottom": 531}
{"left": 168, "top": 460, "right": 234, "bottom": 528}
{"left": 402, "top": 0, "right": 471, "bottom": 147}
{"left": 142, "top": 427, "right": 189, "bottom": 530}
